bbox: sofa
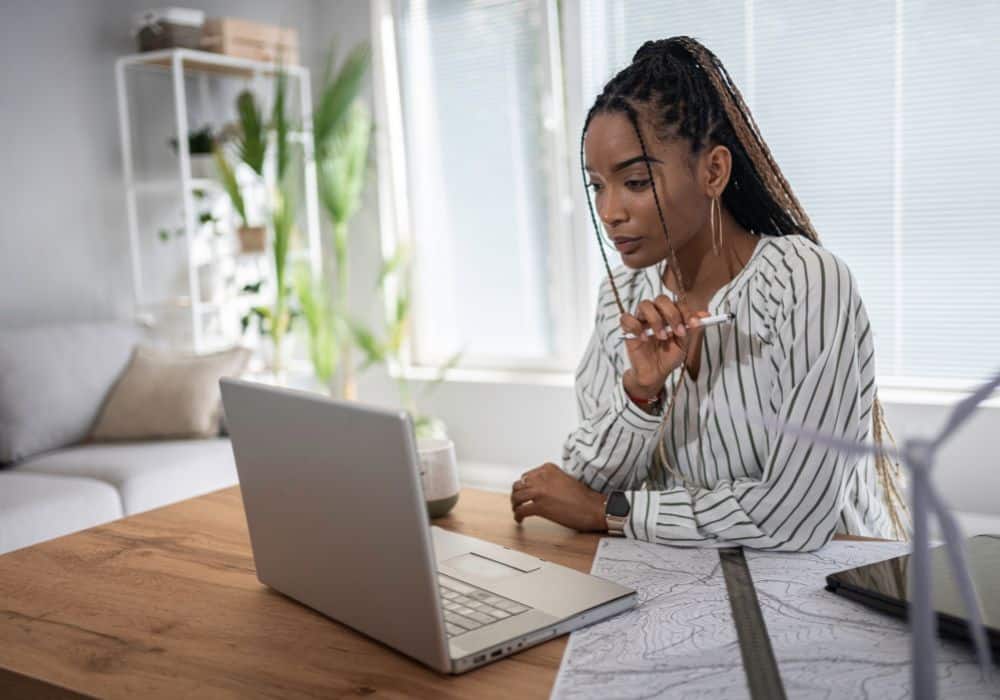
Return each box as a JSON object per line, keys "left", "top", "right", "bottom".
{"left": 0, "top": 321, "right": 239, "bottom": 555}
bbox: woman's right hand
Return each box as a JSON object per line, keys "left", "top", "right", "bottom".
{"left": 619, "top": 296, "right": 707, "bottom": 400}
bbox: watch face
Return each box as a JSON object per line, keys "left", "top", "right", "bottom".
{"left": 607, "top": 491, "right": 631, "bottom": 518}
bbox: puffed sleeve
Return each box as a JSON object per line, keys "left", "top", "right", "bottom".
{"left": 620, "top": 248, "right": 872, "bottom": 552}
{"left": 562, "top": 277, "right": 665, "bottom": 494}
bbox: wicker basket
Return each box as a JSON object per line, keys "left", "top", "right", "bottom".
{"left": 133, "top": 8, "right": 205, "bottom": 52}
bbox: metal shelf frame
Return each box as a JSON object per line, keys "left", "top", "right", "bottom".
{"left": 114, "top": 48, "right": 322, "bottom": 352}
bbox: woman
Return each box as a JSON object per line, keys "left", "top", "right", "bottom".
{"left": 509, "top": 36, "right": 907, "bottom": 552}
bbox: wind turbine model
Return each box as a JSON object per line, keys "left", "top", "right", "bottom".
{"left": 747, "top": 372, "right": 998, "bottom": 700}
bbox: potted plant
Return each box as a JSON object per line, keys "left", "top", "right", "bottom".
{"left": 169, "top": 126, "right": 217, "bottom": 179}
{"left": 214, "top": 90, "right": 268, "bottom": 253}
{"left": 213, "top": 73, "right": 301, "bottom": 379}
{"left": 298, "top": 42, "right": 458, "bottom": 437}
{"left": 213, "top": 147, "right": 265, "bottom": 253}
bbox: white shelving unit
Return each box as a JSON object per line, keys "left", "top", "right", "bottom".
{"left": 114, "top": 48, "right": 322, "bottom": 353}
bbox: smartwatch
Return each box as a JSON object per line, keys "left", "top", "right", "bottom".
{"left": 605, "top": 490, "right": 631, "bottom": 536}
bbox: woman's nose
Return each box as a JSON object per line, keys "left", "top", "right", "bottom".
{"left": 598, "top": 190, "right": 627, "bottom": 227}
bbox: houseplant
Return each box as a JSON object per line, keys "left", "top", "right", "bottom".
{"left": 169, "top": 125, "right": 216, "bottom": 178}
{"left": 213, "top": 90, "right": 268, "bottom": 253}
{"left": 311, "top": 43, "right": 371, "bottom": 400}
{"left": 216, "top": 74, "right": 301, "bottom": 377}
{"left": 299, "top": 42, "right": 458, "bottom": 436}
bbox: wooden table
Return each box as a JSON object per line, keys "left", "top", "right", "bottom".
{"left": 0, "top": 487, "right": 877, "bottom": 699}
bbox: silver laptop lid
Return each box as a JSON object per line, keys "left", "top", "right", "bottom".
{"left": 220, "top": 378, "right": 451, "bottom": 672}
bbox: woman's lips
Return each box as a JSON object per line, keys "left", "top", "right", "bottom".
{"left": 613, "top": 237, "right": 642, "bottom": 254}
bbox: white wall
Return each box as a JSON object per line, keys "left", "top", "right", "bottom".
{"left": 0, "top": 0, "right": 336, "bottom": 326}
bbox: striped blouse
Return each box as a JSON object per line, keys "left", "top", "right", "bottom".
{"left": 563, "top": 234, "right": 896, "bottom": 552}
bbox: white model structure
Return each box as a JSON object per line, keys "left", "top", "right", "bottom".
{"left": 752, "top": 374, "right": 998, "bottom": 699}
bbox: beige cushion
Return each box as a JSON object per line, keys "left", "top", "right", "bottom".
{"left": 91, "top": 346, "right": 250, "bottom": 441}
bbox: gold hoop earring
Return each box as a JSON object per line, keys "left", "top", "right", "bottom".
{"left": 710, "top": 197, "right": 724, "bottom": 256}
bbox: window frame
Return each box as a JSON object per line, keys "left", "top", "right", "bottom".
{"left": 371, "top": 0, "right": 588, "bottom": 379}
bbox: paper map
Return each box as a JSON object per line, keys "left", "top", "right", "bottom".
{"left": 552, "top": 539, "right": 997, "bottom": 699}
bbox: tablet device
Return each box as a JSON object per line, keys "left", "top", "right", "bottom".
{"left": 825, "top": 534, "right": 1000, "bottom": 655}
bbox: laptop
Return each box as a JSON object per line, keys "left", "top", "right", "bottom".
{"left": 826, "top": 534, "right": 1000, "bottom": 655}
{"left": 219, "top": 378, "right": 637, "bottom": 674}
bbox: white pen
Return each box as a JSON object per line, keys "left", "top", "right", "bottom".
{"left": 619, "top": 312, "right": 735, "bottom": 341}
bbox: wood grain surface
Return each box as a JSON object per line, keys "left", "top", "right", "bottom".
{"left": 0, "top": 486, "right": 879, "bottom": 699}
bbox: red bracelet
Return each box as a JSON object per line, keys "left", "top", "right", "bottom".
{"left": 625, "top": 387, "right": 664, "bottom": 406}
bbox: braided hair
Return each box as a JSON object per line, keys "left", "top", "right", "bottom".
{"left": 580, "top": 36, "right": 909, "bottom": 541}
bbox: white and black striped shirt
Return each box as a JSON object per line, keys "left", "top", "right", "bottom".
{"left": 564, "top": 235, "right": 896, "bottom": 552}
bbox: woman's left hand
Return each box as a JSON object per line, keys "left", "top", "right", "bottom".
{"left": 510, "top": 463, "right": 608, "bottom": 532}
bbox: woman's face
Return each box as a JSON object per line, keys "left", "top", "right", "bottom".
{"left": 584, "top": 111, "right": 709, "bottom": 269}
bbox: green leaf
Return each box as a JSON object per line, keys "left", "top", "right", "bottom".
{"left": 213, "top": 146, "right": 246, "bottom": 225}
{"left": 294, "top": 264, "right": 339, "bottom": 383}
{"left": 271, "top": 186, "right": 296, "bottom": 294}
{"left": 376, "top": 245, "right": 409, "bottom": 289}
{"left": 348, "top": 319, "right": 385, "bottom": 367}
{"left": 317, "top": 102, "right": 372, "bottom": 228}
{"left": 235, "top": 90, "right": 266, "bottom": 176}
{"left": 394, "top": 295, "right": 409, "bottom": 325}
{"left": 271, "top": 72, "right": 291, "bottom": 184}
{"left": 314, "top": 43, "right": 371, "bottom": 153}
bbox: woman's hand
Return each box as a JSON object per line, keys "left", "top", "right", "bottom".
{"left": 620, "top": 297, "right": 709, "bottom": 400}
{"left": 510, "top": 463, "right": 608, "bottom": 532}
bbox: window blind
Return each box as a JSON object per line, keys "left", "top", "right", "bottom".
{"left": 575, "top": 0, "right": 1000, "bottom": 385}
{"left": 394, "top": 0, "right": 555, "bottom": 366}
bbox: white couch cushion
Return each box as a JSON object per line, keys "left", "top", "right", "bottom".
{"left": 0, "top": 321, "right": 142, "bottom": 464}
{"left": 14, "top": 438, "right": 238, "bottom": 515}
{"left": 0, "top": 472, "right": 122, "bottom": 555}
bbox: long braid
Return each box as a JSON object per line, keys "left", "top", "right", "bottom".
{"left": 675, "top": 37, "right": 819, "bottom": 244}
{"left": 581, "top": 35, "right": 909, "bottom": 538}
{"left": 620, "top": 100, "right": 688, "bottom": 301}
{"left": 581, "top": 103, "right": 625, "bottom": 315}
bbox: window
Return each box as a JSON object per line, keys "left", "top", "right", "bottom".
{"left": 569, "top": 0, "right": 1000, "bottom": 386}
{"left": 377, "top": 0, "right": 1000, "bottom": 386}
{"left": 377, "top": 0, "right": 576, "bottom": 371}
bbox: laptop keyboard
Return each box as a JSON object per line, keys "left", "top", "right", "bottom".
{"left": 438, "top": 574, "right": 531, "bottom": 638}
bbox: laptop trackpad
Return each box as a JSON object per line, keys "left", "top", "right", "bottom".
{"left": 443, "top": 552, "right": 535, "bottom": 582}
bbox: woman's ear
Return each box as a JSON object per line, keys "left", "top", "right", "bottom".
{"left": 701, "top": 144, "right": 732, "bottom": 198}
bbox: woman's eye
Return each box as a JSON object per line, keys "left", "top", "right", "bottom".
{"left": 625, "top": 179, "right": 650, "bottom": 191}
{"left": 586, "top": 181, "right": 603, "bottom": 193}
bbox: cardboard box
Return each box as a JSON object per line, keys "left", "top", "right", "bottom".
{"left": 201, "top": 17, "right": 299, "bottom": 66}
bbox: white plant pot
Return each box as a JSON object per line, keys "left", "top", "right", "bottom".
{"left": 189, "top": 153, "right": 215, "bottom": 179}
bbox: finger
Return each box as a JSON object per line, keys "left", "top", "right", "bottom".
{"left": 513, "top": 501, "right": 542, "bottom": 523}
{"left": 636, "top": 300, "right": 666, "bottom": 339}
{"left": 511, "top": 487, "right": 540, "bottom": 509}
{"left": 652, "top": 295, "right": 685, "bottom": 338}
{"left": 619, "top": 312, "right": 648, "bottom": 342}
{"left": 687, "top": 310, "right": 711, "bottom": 327}
{"left": 521, "top": 465, "right": 546, "bottom": 482}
